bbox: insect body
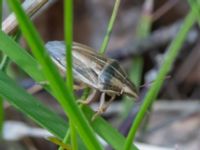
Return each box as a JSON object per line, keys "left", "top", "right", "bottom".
{"left": 46, "top": 41, "right": 138, "bottom": 117}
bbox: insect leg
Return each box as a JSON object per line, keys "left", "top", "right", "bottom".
{"left": 77, "top": 89, "right": 100, "bottom": 105}
{"left": 92, "top": 92, "right": 106, "bottom": 121}
{"left": 98, "top": 92, "right": 106, "bottom": 112}
{"left": 102, "top": 95, "right": 115, "bottom": 112}
{"left": 92, "top": 95, "right": 116, "bottom": 121}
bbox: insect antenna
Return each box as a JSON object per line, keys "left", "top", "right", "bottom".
{"left": 139, "top": 75, "right": 171, "bottom": 89}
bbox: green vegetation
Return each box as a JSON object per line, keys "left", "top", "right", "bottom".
{"left": 0, "top": 0, "right": 198, "bottom": 149}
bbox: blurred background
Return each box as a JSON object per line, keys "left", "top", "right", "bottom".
{"left": 1, "top": 0, "right": 200, "bottom": 150}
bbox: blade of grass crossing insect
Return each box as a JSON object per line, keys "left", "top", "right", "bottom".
{"left": 63, "top": 0, "right": 77, "bottom": 150}
{"left": 123, "top": 10, "right": 197, "bottom": 150}
{"left": 64, "top": 0, "right": 73, "bottom": 90}
{"left": 7, "top": 1, "right": 103, "bottom": 150}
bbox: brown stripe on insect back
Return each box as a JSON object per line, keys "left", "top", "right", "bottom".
{"left": 99, "top": 61, "right": 124, "bottom": 93}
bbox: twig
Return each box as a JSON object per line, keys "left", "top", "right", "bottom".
{"left": 152, "top": 0, "right": 179, "bottom": 21}
{"left": 2, "top": 0, "right": 48, "bottom": 34}
{"left": 1, "top": 0, "right": 56, "bottom": 95}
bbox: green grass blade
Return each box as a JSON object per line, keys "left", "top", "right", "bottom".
{"left": 82, "top": 106, "right": 138, "bottom": 150}
{"left": 0, "top": 96, "right": 3, "bottom": 137}
{"left": 0, "top": 55, "right": 9, "bottom": 71}
{"left": 0, "top": 30, "right": 46, "bottom": 82}
{"left": 64, "top": 0, "right": 73, "bottom": 90}
{"left": 7, "top": 1, "right": 103, "bottom": 149}
{"left": 0, "top": 70, "right": 68, "bottom": 139}
{"left": 123, "top": 10, "right": 197, "bottom": 150}
{"left": 63, "top": 0, "right": 77, "bottom": 149}
{"left": 188, "top": 0, "right": 200, "bottom": 25}
{"left": 0, "top": 0, "right": 2, "bottom": 28}
{"left": 99, "top": 0, "right": 121, "bottom": 54}
{"left": 0, "top": 0, "right": 3, "bottom": 137}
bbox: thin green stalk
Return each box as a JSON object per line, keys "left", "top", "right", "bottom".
{"left": 123, "top": 10, "right": 197, "bottom": 150}
{"left": 64, "top": 0, "right": 73, "bottom": 90}
{"left": 70, "top": 122, "right": 77, "bottom": 150}
{"left": 7, "top": 1, "right": 103, "bottom": 150}
{"left": 0, "top": 55, "right": 9, "bottom": 71}
{"left": 136, "top": 0, "right": 153, "bottom": 38}
{"left": 132, "top": 0, "right": 153, "bottom": 137}
{"left": 0, "top": 0, "right": 2, "bottom": 26}
{"left": 188, "top": 0, "right": 200, "bottom": 25}
{"left": 59, "top": 121, "right": 77, "bottom": 150}
{"left": 122, "top": 0, "right": 151, "bottom": 123}
{"left": 0, "top": 96, "right": 3, "bottom": 137}
{"left": 99, "top": 0, "right": 120, "bottom": 54}
{"left": 63, "top": 0, "right": 77, "bottom": 149}
{"left": 58, "top": 130, "right": 70, "bottom": 150}
{"left": 0, "top": 0, "right": 3, "bottom": 137}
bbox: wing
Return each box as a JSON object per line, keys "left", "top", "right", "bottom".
{"left": 45, "top": 41, "right": 102, "bottom": 88}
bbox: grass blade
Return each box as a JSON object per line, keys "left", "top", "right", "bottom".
{"left": 99, "top": 0, "right": 121, "bottom": 54}
{"left": 63, "top": 0, "right": 77, "bottom": 150}
{"left": 0, "top": 70, "right": 68, "bottom": 139}
{"left": 82, "top": 106, "right": 138, "bottom": 150}
{"left": 0, "top": 0, "right": 3, "bottom": 137}
{"left": 64, "top": 0, "right": 73, "bottom": 90}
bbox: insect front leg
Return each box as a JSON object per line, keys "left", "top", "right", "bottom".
{"left": 101, "top": 94, "right": 116, "bottom": 112}
{"left": 77, "top": 89, "right": 101, "bottom": 105}
{"left": 92, "top": 93, "right": 115, "bottom": 120}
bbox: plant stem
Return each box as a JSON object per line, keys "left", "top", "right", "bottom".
{"left": 63, "top": 0, "right": 78, "bottom": 149}
{"left": 123, "top": 10, "right": 197, "bottom": 150}
{"left": 0, "top": 55, "right": 9, "bottom": 71}
{"left": 70, "top": 121, "right": 77, "bottom": 150}
{"left": 99, "top": 0, "right": 121, "bottom": 54}
{"left": 188, "top": 0, "right": 200, "bottom": 25}
{"left": 64, "top": 0, "right": 73, "bottom": 91}
{"left": 0, "top": 0, "right": 3, "bottom": 137}
{"left": 0, "top": 96, "right": 3, "bottom": 137}
{"left": 58, "top": 130, "right": 70, "bottom": 150}
{"left": 0, "top": 0, "right": 2, "bottom": 27}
